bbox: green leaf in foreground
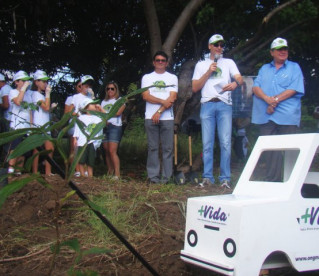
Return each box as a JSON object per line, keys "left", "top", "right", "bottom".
{"left": 8, "top": 134, "right": 49, "bottom": 160}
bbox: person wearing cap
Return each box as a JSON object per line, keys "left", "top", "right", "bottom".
{"left": 192, "top": 34, "right": 243, "bottom": 189}
{"left": 252, "top": 37, "right": 304, "bottom": 182}
{"left": 141, "top": 50, "right": 178, "bottom": 184}
{"left": 64, "top": 79, "right": 82, "bottom": 177}
{"left": 70, "top": 75, "right": 95, "bottom": 116}
{"left": 30, "top": 70, "right": 55, "bottom": 176}
{"left": 73, "top": 98, "right": 104, "bottom": 177}
{"left": 101, "top": 81, "right": 126, "bottom": 180}
{"left": 7, "top": 70, "right": 33, "bottom": 174}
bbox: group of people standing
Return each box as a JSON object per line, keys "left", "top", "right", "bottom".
{"left": 0, "top": 34, "right": 304, "bottom": 185}
{"left": 0, "top": 72, "right": 125, "bottom": 179}
{"left": 142, "top": 34, "right": 304, "bottom": 188}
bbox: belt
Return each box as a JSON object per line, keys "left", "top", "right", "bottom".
{"left": 207, "top": 98, "right": 221, "bottom": 102}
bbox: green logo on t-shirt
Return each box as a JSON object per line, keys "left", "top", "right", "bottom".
{"left": 103, "top": 104, "right": 113, "bottom": 113}
{"left": 86, "top": 123, "right": 97, "bottom": 134}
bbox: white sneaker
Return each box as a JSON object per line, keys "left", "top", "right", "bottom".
{"left": 74, "top": 172, "right": 81, "bottom": 177}
{"left": 221, "top": 180, "right": 231, "bottom": 189}
{"left": 84, "top": 171, "right": 88, "bottom": 177}
{"left": 198, "top": 178, "right": 213, "bottom": 188}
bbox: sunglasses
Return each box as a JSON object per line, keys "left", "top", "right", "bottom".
{"left": 212, "top": 42, "right": 225, "bottom": 48}
{"left": 276, "top": 47, "right": 288, "bottom": 51}
{"left": 107, "top": 87, "right": 115, "bottom": 91}
{"left": 155, "top": 59, "right": 167, "bottom": 63}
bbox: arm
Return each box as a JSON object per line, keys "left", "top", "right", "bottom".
{"left": 0, "top": 95, "right": 9, "bottom": 110}
{"left": 12, "top": 81, "right": 30, "bottom": 106}
{"left": 192, "top": 62, "right": 217, "bottom": 93}
{"left": 151, "top": 91, "right": 177, "bottom": 124}
{"left": 38, "top": 97, "right": 51, "bottom": 112}
{"left": 252, "top": 86, "right": 278, "bottom": 106}
{"left": 64, "top": 104, "right": 73, "bottom": 114}
{"left": 115, "top": 104, "right": 126, "bottom": 116}
{"left": 222, "top": 74, "right": 244, "bottom": 92}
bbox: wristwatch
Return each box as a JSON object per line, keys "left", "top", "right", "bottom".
{"left": 157, "top": 110, "right": 162, "bottom": 114}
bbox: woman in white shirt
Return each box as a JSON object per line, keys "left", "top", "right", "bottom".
{"left": 7, "top": 70, "right": 33, "bottom": 175}
{"left": 31, "top": 70, "right": 54, "bottom": 176}
{"left": 101, "top": 81, "right": 125, "bottom": 179}
{"left": 64, "top": 79, "right": 82, "bottom": 177}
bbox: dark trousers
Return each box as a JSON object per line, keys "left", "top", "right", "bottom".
{"left": 259, "top": 121, "right": 298, "bottom": 182}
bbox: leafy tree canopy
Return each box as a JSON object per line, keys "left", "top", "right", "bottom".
{"left": 0, "top": 0, "right": 318, "bottom": 107}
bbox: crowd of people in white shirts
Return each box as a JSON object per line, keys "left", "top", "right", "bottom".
{"left": 0, "top": 70, "right": 125, "bottom": 179}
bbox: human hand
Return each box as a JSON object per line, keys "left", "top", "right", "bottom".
{"left": 265, "top": 96, "right": 278, "bottom": 107}
{"left": 51, "top": 102, "right": 58, "bottom": 109}
{"left": 208, "top": 62, "right": 217, "bottom": 73}
{"left": 222, "top": 82, "right": 237, "bottom": 92}
{"left": 95, "top": 104, "right": 104, "bottom": 112}
{"left": 45, "top": 85, "right": 52, "bottom": 98}
{"left": 87, "top": 88, "right": 95, "bottom": 99}
{"left": 151, "top": 112, "right": 161, "bottom": 124}
{"left": 162, "top": 99, "right": 172, "bottom": 109}
{"left": 21, "top": 81, "right": 30, "bottom": 92}
{"left": 266, "top": 105, "right": 275, "bottom": 114}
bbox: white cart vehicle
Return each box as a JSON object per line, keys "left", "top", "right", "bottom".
{"left": 181, "top": 133, "right": 319, "bottom": 276}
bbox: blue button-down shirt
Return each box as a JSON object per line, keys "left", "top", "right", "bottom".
{"left": 252, "top": 60, "right": 304, "bottom": 126}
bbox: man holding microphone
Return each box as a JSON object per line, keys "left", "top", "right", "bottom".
{"left": 192, "top": 34, "right": 243, "bottom": 189}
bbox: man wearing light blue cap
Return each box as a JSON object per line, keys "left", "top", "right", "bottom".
{"left": 252, "top": 37, "right": 304, "bottom": 182}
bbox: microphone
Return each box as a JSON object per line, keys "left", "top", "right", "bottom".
{"left": 214, "top": 54, "right": 222, "bottom": 63}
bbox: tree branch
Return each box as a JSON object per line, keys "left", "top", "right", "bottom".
{"left": 142, "top": 0, "right": 162, "bottom": 57}
{"left": 162, "top": 0, "right": 206, "bottom": 59}
{"left": 229, "top": 0, "right": 301, "bottom": 57}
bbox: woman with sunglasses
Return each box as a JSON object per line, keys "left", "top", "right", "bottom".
{"left": 101, "top": 81, "right": 125, "bottom": 179}
{"left": 64, "top": 79, "right": 82, "bottom": 177}
{"left": 31, "top": 70, "right": 55, "bottom": 176}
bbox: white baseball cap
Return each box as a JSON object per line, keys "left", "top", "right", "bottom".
{"left": 13, "top": 70, "right": 32, "bottom": 81}
{"left": 81, "top": 75, "right": 94, "bottom": 84}
{"left": 0, "top": 73, "right": 5, "bottom": 81}
{"left": 209, "top": 34, "right": 224, "bottom": 44}
{"left": 271, "top": 37, "right": 288, "bottom": 50}
{"left": 79, "top": 98, "right": 100, "bottom": 111}
{"left": 33, "top": 70, "right": 51, "bottom": 81}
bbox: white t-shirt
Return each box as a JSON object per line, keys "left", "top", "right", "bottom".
{"left": 73, "top": 114, "right": 103, "bottom": 149}
{"left": 65, "top": 95, "right": 73, "bottom": 106}
{"left": 71, "top": 93, "right": 91, "bottom": 114}
{"left": 141, "top": 71, "right": 178, "bottom": 120}
{"left": 9, "top": 89, "right": 32, "bottom": 129}
{"left": 192, "top": 57, "right": 240, "bottom": 104}
{"left": 101, "top": 98, "right": 122, "bottom": 126}
{"left": 32, "top": 91, "right": 50, "bottom": 127}
{"left": 0, "top": 84, "right": 12, "bottom": 120}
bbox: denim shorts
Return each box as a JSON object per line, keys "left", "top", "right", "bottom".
{"left": 102, "top": 124, "right": 122, "bottom": 143}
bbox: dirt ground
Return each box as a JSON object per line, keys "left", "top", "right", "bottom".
{"left": 0, "top": 168, "right": 318, "bottom": 276}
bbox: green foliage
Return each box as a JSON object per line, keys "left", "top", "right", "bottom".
{"left": 196, "top": 4, "right": 215, "bottom": 26}
{"left": 51, "top": 238, "right": 111, "bottom": 276}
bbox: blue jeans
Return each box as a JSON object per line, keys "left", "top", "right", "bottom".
{"left": 200, "top": 101, "right": 232, "bottom": 183}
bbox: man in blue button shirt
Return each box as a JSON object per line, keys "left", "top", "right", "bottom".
{"left": 252, "top": 37, "right": 304, "bottom": 182}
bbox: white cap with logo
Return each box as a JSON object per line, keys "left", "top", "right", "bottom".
{"left": 81, "top": 75, "right": 94, "bottom": 84}
{"left": 271, "top": 38, "right": 288, "bottom": 50}
{"left": 33, "top": 70, "right": 51, "bottom": 81}
{"left": 13, "top": 71, "right": 32, "bottom": 81}
{"left": 209, "top": 34, "right": 224, "bottom": 44}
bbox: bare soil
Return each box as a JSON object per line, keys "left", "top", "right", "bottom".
{"left": 0, "top": 167, "right": 318, "bottom": 276}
